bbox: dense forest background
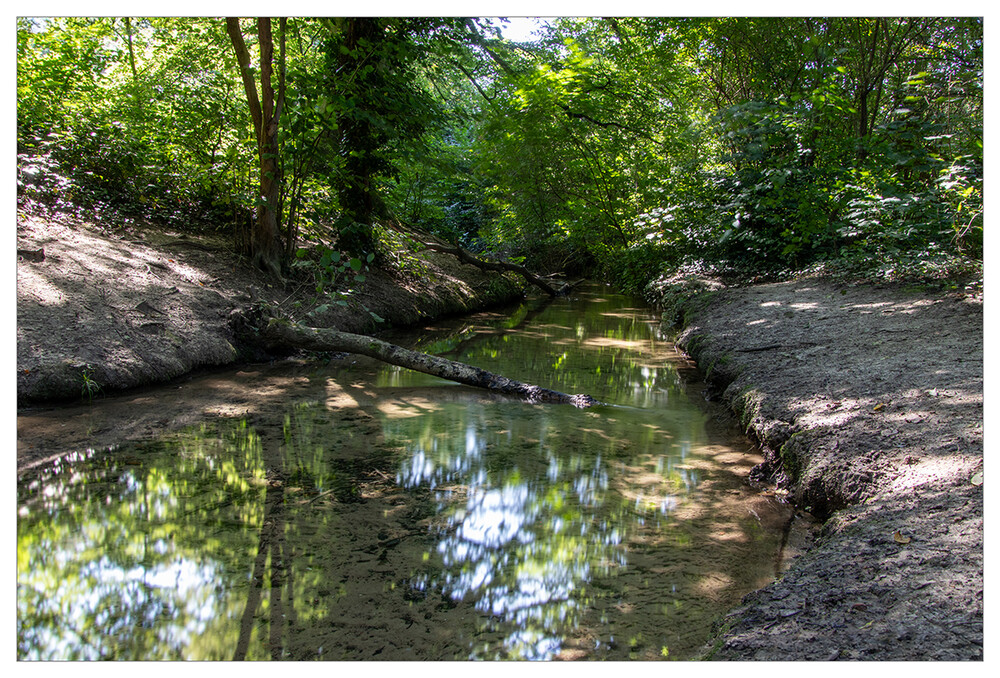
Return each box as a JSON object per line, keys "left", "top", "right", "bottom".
{"left": 16, "top": 17, "right": 983, "bottom": 294}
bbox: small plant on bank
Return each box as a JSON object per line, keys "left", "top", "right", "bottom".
{"left": 80, "top": 365, "right": 102, "bottom": 403}
{"left": 291, "top": 246, "right": 376, "bottom": 317}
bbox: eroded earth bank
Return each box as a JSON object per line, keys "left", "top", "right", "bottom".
{"left": 648, "top": 275, "right": 984, "bottom": 660}
{"left": 16, "top": 213, "right": 523, "bottom": 470}
{"left": 17, "top": 214, "right": 984, "bottom": 660}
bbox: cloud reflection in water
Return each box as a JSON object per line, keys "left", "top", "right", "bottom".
{"left": 397, "top": 410, "right": 638, "bottom": 659}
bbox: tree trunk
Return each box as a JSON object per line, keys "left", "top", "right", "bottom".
{"left": 123, "top": 18, "right": 138, "bottom": 83}
{"left": 255, "top": 19, "right": 283, "bottom": 276}
{"left": 261, "top": 319, "right": 599, "bottom": 407}
{"left": 226, "top": 17, "right": 284, "bottom": 278}
{"left": 332, "top": 18, "right": 385, "bottom": 256}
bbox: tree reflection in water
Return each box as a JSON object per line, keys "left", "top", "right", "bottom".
{"left": 18, "top": 285, "right": 791, "bottom": 660}
{"left": 393, "top": 402, "right": 685, "bottom": 660}
{"left": 17, "top": 425, "right": 268, "bottom": 660}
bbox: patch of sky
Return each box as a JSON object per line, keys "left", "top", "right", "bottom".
{"left": 488, "top": 17, "right": 549, "bottom": 42}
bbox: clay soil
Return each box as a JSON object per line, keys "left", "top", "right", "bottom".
{"left": 647, "top": 274, "right": 984, "bottom": 660}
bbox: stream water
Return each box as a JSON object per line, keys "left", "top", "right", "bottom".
{"left": 17, "top": 284, "right": 792, "bottom": 661}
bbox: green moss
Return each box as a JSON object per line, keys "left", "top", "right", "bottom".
{"left": 647, "top": 276, "right": 721, "bottom": 330}
{"left": 659, "top": 290, "right": 719, "bottom": 329}
{"left": 681, "top": 290, "right": 719, "bottom": 324}
{"left": 779, "top": 431, "right": 806, "bottom": 482}
{"left": 697, "top": 619, "right": 736, "bottom": 660}
{"left": 733, "top": 387, "right": 763, "bottom": 430}
{"left": 705, "top": 352, "right": 739, "bottom": 386}
{"left": 681, "top": 333, "right": 708, "bottom": 360}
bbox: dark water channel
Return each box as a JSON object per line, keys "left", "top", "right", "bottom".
{"left": 17, "top": 285, "right": 792, "bottom": 661}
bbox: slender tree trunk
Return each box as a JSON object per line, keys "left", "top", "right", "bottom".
{"left": 233, "top": 453, "right": 287, "bottom": 660}
{"left": 284, "top": 126, "right": 327, "bottom": 260}
{"left": 255, "top": 19, "right": 283, "bottom": 276}
{"left": 233, "top": 488, "right": 273, "bottom": 660}
{"left": 226, "top": 17, "right": 285, "bottom": 277}
{"left": 266, "top": 481, "right": 286, "bottom": 659}
{"left": 123, "top": 18, "right": 138, "bottom": 83}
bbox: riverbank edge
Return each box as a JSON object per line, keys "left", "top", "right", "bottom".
{"left": 644, "top": 274, "right": 984, "bottom": 661}
{"left": 16, "top": 213, "right": 526, "bottom": 407}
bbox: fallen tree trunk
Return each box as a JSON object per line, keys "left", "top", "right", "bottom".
{"left": 419, "top": 241, "right": 581, "bottom": 297}
{"left": 262, "top": 318, "right": 599, "bottom": 407}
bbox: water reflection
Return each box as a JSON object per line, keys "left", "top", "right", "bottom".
{"left": 413, "top": 456, "right": 624, "bottom": 660}
{"left": 18, "top": 428, "right": 266, "bottom": 660}
{"left": 387, "top": 386, "right": 705, "bottom": 659}
{"left": 18, "top": 286, "right": 791, "bottom": 661}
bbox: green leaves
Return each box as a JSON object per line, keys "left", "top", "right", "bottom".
{"left": 296, "top": 245, "right": 377, "bottom": 317}
{"left": 17, "top": 15, "right": 981, "bottom": 288}
{"left": 19, "top": 16, "right": 257, "bottom": 221}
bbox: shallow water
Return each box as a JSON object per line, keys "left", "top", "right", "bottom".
{"left": 17, "top": 285, "right": 791, "bottom": 660}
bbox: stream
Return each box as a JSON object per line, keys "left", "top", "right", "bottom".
{"left": 17, "top": 284, "right": 793, "bottom": 661}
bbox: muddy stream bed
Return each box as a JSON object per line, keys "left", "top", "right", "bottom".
{"left": 17, "top": 285, "right": 797, "bottom": 661}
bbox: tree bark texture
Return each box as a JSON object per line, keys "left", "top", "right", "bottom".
{"left": 262, "top": 319, "right": 599, "bottom": 407}
{"left": 123, "top": 18, "right": 138, "bottom": 83}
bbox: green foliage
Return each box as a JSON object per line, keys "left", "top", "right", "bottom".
{"left": 601, "top": 240, "right": 676, "bottom": 296}
{"left": 673, "top": 18, "right": 983, "bottom": 280}
{"left": 705, "top": 102, "right": 840, "bottom": 272}
{"left": 16, "top": 16, "right": 983, "bottom": 291}
{"left": 320, "top": 18, "right": 459, "bottom": 255}
{"left": 387, "top": 133, "right": 498, "bottom": 246}
{"left": 373, "top": 225, "right": 430, "bottom": 279}
{"left": 472, "top": 19, "right": 703, "bottom": 275}
{"left": 18, "top": 18, "right": 250, "bottom": 224}
{"left": 291, "top": 246, "right": 375, "bottom": 316}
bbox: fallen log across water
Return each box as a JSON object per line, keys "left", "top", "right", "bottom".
{"left": 262, "top": 319, "right": 599, "bottom": 407}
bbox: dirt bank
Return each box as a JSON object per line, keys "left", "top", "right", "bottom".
{"left": 647, "top": 275, "right": 983, "bottom": 660}
{"left": 16, "top": 210, "right": 524, "bottom": 409}
{"left": 16, "top": 207, "right": 985, "bottom": 659}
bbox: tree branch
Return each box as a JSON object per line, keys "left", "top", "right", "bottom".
{"left": 454, "top": 60, "right": 496, "bottom": 103}
{"left": 418, "top": 239, "right": 582, "bottom": 297}
{"left": 464, "top": 19, "right": 519, "bottom": 77}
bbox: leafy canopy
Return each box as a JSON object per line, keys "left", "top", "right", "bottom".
{"left": 17, "top": 17, "right": 983, "bottom": 290}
